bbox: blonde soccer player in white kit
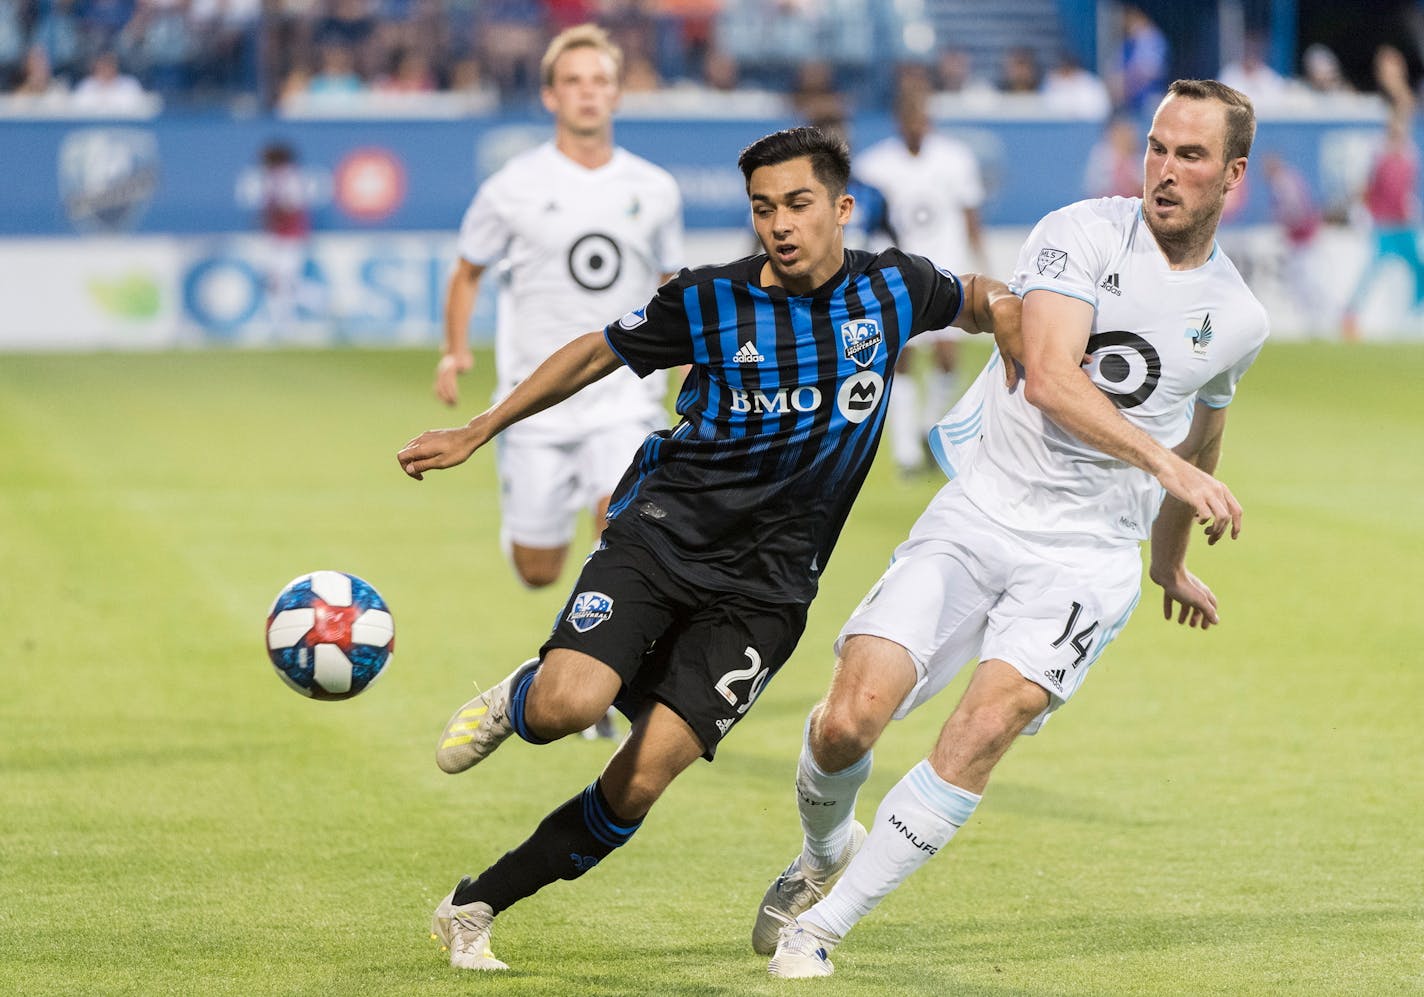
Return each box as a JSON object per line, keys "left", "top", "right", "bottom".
{"left": 855, "top": 81, "right": 987, "bottom": 475}
{"left": 435, "top": 24, "right": 683, "bottom": 592}
{"left": 756, "top": 80, "right": 1269, "bottom": 978}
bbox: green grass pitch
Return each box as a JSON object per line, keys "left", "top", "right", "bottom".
{"left": 1, "top": 342, "right": 1420, "bottom": 995}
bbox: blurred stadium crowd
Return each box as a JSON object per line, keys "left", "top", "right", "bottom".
{"left": 0, "top": 0, "right": 1414, "bottom": 117}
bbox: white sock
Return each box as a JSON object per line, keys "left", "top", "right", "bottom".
{"left": 925, "top": 368, "right": 960, "bottom": 426}
{"left": 796, "top": 717, "right": 872, "bottom": 869}
{"left": 801, "top": 760, "right": 980, "bottom": 939}
{"left": 888, "top": 375, "right": 924, "bottom": 470}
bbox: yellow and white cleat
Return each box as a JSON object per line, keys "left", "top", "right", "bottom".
{"left": 435, "top": 658, "right": 538, "bottom": 774}
{"left": 431, "top": 879, "right": 509, "bottom": 971}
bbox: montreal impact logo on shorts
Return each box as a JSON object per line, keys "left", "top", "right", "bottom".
{"left": 568, "top": 591, "right": 615, "bottom": 633}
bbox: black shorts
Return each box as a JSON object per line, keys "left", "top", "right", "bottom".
{"left": 541, "top": 538, "right": 809, "bottom": 760}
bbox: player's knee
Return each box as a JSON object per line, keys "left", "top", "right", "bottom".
{"left": 514, "top": 563, "right": 562, "bottom": 589}
{"left": 957, "top": 694, "right": 1039, "bottom": 749}
{"left": 522, "top": 684, "right": 609, "bottom": 737}
{"left": 812, "top": 701, "right": 881, "bottom": 768}
{"left": 599, "top": 771, "right": 665, "bottom": 821}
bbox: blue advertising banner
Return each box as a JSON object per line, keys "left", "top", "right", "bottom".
{"left": 0, "top": 111, "right": 1400, "bottom": 237}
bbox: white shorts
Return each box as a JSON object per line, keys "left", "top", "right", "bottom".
{"left": 837, "top": 481, "right": 1142, "bottom": 734}
{"left": 496, "top": 419, "right": 656, "bottom": 549}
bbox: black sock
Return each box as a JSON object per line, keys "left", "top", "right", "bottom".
{"left": 452, "top": 780, "right": 642, "bottom": 913}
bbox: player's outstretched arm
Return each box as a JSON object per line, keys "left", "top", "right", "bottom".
{"left": 399, "top": 330, "right": 622, "bottom": 480}
{"left": 434, "top": 259, "right": 486, "bottom": 406}
{"left": 1149, "top": 402, "right": 1237, "bottom": 629}
{"left": 1020, "top": 290, "right": 1242, "bottom": 539}
{"left": 952, "top": 273, "right": 1023, "bottom": 387}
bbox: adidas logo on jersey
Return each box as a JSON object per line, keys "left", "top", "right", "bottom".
{"left": 1099, "top": 273, "right": 1122, "bottom": 296}
{"left": 1044, "top": 668, "right": 1066, "bottom": 689}
{"left": 716, "top": 717, "right": 736, "bottom": 735}
{"left": 732, "top": 341, "right": 765, "bottom": 363}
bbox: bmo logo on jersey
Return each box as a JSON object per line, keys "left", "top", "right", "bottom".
{"left": 729, "top": 386, "right": 823, "bottom": 414}
{"left": 836, "top": 371, "right": 884, "bottom": 424}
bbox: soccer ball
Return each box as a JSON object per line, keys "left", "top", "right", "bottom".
{"left": 265, "top": 571, "right": 394, "bottom": 700}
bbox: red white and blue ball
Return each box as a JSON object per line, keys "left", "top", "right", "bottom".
{"left": 265, "top": 571, "right": 394, "bottom": 700}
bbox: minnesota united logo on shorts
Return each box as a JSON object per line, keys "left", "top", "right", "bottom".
{"left": 568, "top": 591, "right": 614, "bottom": 633}
{"left": 840, "top": 318, "right": 883, "bottom": 368}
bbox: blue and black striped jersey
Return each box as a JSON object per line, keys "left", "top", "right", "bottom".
{"left": 602, "top": 248, "right": 963, "bottom": 603}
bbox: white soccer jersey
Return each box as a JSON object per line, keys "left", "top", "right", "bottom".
{"left": 955, "top": 196, "right": 1269, "bottom": 542}
{"left": 854, "top": 132, "right": 985, "bottom": 268}
{"left": 457, "top": 142, "right": 683, "bottom": 440}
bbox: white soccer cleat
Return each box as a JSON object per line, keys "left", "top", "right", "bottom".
{"left": 579, "top": 706, "right": 621, "bottom": 740}
{"left": 431, "top": 881, "right": 509, "bottom": 971}
{"left": 435, "top": 658, "right": 539, "bottom": 774}
{"left": 752, "top": 821, "right": 866, "bottom": 956}
{"left": 765, "top": 909, "right": 838, "bottom": 979}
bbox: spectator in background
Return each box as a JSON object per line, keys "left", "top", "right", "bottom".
{"left": 307, "top": 40, "right": 364, "bottom": 95}
{"left": 1042, "top": 48, "right": 1111, "bottom": 119}
{"left": 1343, "top": 46, "right": 1423, "bottom": 340}
{"left": 10, "top": 44, "right": 70, "bottom": 102}
{"left": 119, "top": 0, "right": 197, "bottom": 94}
{"left": 1083, "top": 114, "right": 1143, "bottom": 198}
{"left": 790, "top": 59, "right": 839, "bottom": 121}
{"left": 701, "top": 46, "right": 739, "bottom": 92}
{"left": 374, "top": 46, "right": 435, "bottom": 93}
{"left": 621, "top": 51, "right": 660, "bottom": 93}
{"left": 1263, "top": 153, "right": 1330, "bottom": 337}
{"left": 71, "top": 50, "right": 150, "bottom": 113}
{"left": 1115, "top": 4, "right": 1167, "bottom": 114}
{"left": 1302, "top": 43, "right": 1352, "bottom": 95}
{"left": 30, "top": 0, "right": 87, "bottom": 83}
{"left": 998, "top": 45, "right": 1040, "bottom": 94}
{"left": 476, "top": 0, "right": 545, "bottom": 99}
{"left": 1219, "top": 33, "right": 1287, "bottom": 109}
{"left": 0, "top": 0, "right": 24, "bottom": 87}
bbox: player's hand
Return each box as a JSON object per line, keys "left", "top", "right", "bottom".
{"left": 434, "top": 350, "right": 474, "bottom": 407}
{"left": 397, "top": 424, "right": 484, "bottom": 480}
{"left": 1151, "top": 566, "right": 1219, "bottom": 629}
{"left": 989, "top": 294, "right": 1023, "bottom": 389}
{"left": 1156, "top": 458, "right": 1242, "bottom": 544}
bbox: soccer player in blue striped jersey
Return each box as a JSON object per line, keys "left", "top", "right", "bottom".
{"left": 397, "top": 126, "right": 1021, "bottom": 973}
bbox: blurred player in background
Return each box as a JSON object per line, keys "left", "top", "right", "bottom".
{"left": 436, "top": 23, "right": 683, "bottom": 739}
{"left": 806, "top": 107, "right": 898, "bottom": 252}
{"left": 1262, "top": 152, "right": 1329, "bottom": 337}
{"left": 856, "top": 80, "right": 987, "bottom": 475}
{"left": 435, "top": 23, "right": 683, "bottom": 590}
{"left": 757, "top": 80, "right": 1268, "bottom": 978}
{"left": 256, "top": 141, "right": 322, "bottom": 330}
{"left": 1342, "top": 45, "right": 1422, "bottom": 341}
{"left": 397, "top": 125, "right": 1021, "bottom": 973}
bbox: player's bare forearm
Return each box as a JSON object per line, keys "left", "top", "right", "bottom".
{"left": 441, "top": 260, "right": 484, "bottom": 357}
{"left": 954, "top": 274, "right": 1023, "bottom": 385}
{"left": 435, "top": 261, "right": 484, "bottom": 405}
{"left": 400, "top": 331, "right": 621, "bottom": 480}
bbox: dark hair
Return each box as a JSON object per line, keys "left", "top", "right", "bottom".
{"left": 1165, "top": 79, "right": 1256, "bottom": 163}
{"left": 262, "top": 142, "right": 296, "bottom": 167}
{"left": 737, "top": 126, "right": 851, "bottom": 197}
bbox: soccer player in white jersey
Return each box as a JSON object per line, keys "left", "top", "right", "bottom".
{"left": 756, "top": 79, "right": 1269, "bottom": 978}
{"left": 435, "top": 24, "right": 683, "bottom": 593}
{"left": 855, "top": 81, "right": 987, "bottom": 475}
